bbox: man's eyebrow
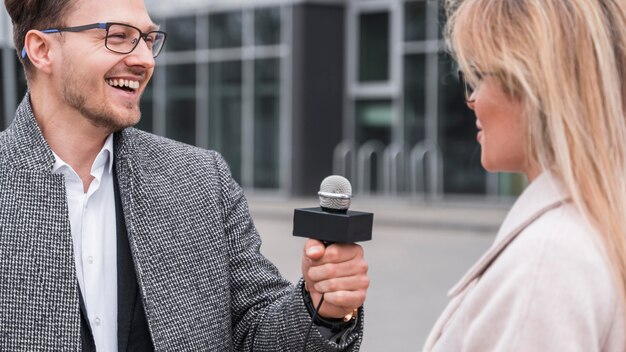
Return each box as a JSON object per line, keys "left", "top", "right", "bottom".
{"left": 114, "top": 21, "right": 161, "bottom": 32}
{"left": 147, "top": 23, "right": 161, "bottom": 32}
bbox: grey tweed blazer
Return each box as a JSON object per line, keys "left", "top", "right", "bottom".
{"left": 0, "top": 95, "right": 363, "bottom": 351}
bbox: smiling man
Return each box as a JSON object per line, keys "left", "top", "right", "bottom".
{"left": 0, "top": 0, "right": 368, "bottom": 351}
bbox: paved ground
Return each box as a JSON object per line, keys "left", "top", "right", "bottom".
{"left": 247, "top": 196, "right": 511, "bottom": 351}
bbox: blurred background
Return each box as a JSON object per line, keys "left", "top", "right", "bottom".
{"left": 0, "top": 0, "right": 525, "bottom": 349}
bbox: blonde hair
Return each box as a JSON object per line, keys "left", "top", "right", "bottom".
{"left": 445, "top": 0, "right": 626, "bottom": 304}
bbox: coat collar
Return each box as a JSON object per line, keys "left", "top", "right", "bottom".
{"left": 7, "top": 93, "right": 140, "bottom": 260}
{"left": 6, "top": 94, "right": 136, "bottom": 172}
{"left": 448, "top": 172, "right": 570, "bottom": 297}
{"left": 5, "top": 94, "right": 56, "bottom": 172}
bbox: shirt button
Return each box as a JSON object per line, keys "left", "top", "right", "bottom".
{"left": 95, "top": 317, "right": 101, "bottom": 326}
{"left": 87, "top": 256, "right": 94, "bottom": 264}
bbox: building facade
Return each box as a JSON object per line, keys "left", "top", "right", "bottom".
{"left": 0, "top": 0, "right": 525, "bottom": 199}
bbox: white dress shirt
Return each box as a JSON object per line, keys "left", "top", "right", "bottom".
{"left": 52, "top": 134, "right": 118, "bottom": 352}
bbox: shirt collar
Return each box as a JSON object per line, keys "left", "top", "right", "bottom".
{"left": 51, "top": 134, "right": 115, "bottom": 176}
{"left": 101, "top": 134, "right": 115, "bottom": 175}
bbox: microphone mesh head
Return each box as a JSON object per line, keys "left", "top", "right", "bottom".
{"left": 319, "top": 175, "right": 352, "bottom": 210}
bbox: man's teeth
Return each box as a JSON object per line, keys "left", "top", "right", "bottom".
{"left": 106, "top": 79, "right": 140, "bottom": 89}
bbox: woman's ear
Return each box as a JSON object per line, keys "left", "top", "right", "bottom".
{"left": 23, "top": 30, "right": 55, "bottom": 75}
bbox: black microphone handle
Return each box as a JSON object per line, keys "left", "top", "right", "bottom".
{"left": 292, "top": 207, "right": 373, "bottom": 243}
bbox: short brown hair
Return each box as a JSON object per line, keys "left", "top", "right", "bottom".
{"left": 4, "top": 0, "right": 75, "bottom": 75}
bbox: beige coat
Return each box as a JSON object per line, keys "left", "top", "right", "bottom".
{"left": 424, "top": 173, "right": 625, "bottom": 351}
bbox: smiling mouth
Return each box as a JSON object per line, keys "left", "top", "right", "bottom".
{"left": 106, "top": 79, "right": 140, "bottom": 93}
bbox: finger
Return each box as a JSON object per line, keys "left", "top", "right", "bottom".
{"left": 307, "top": 259, "right": 369, "bottom": 282}
{"left": 314, "top": 243, "right": 363, "bottom": 265}
{"left": 313, "top": 275, "right": 370, "bottom": 294}
{"left": 303, "top": 239, "right": 326, "bottom": 261}
{"left": 320, "top": 290, "right": 367, "bottom": 311}
{"left": 310, "top": 290, "right": 364, "bottom": 319}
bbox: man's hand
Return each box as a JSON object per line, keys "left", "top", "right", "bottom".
{"left": 301, "top": 239, "right": 369, "bottom": 319}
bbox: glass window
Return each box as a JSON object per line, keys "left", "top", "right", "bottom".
{"left": 438, "top": 2, "right": 446, "bottom": 39}
{"left": 209, "top": 12, "right": 243, "bottom": 49}
{"left": 137, "top": 80, "right": 154, "bottom": 133}
{"left": 208, "top": 61, "right": 243, "bottom": 182}
{"left": 437, "top": 53, "right": 485, "bottom": 194}
{"left": 498, "top": 173, "right": 527, "bottom": 197}
{"left": 404, "top": 1, "right": 427, "bottom": 42}
{"left": 165, "top": 16, "right": 197, "bottom": 52}
{"left": 355, "top": 100, "right": 392, "bottom": 145}
{"left": 355, "top": 100, "right": 391, "bottom": 193}
{"left": 254, "top": 7, "right": 281, "bottom": 46}
{"left": 358, "top": 12, "right": 390, "bottom": 82}
{"left": 253, "top": 58, "right": 280, "bottom": 189}
{"left": 165, "top": 64, "right": 196, "bottom": 145}
{"left": 404, "top": 54, "right": 426, "bottom": 146}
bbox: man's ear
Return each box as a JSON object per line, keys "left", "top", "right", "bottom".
{"left": 23, "top": 30, "right": 55, "bottom": 75}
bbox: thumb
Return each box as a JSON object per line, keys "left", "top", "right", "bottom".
{"left": 304, "top": 239, "right": 325, "bottom": 261}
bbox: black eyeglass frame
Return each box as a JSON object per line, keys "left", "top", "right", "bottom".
{"left": 21, "top": 22, "right": 167, "bottom": 59}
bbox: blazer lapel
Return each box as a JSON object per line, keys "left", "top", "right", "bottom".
{"left": 115, "top": 163, "right": 154, "bottom": 352}
{"left": 115, "top": 164, "right": 137, "bottom": 352}
{"left": 79, "top": 289, "right": 96, "bottom": 351}
{"left": 113, "top": 130, "right": 157, "bottom": 350}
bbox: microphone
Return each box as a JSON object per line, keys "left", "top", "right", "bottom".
{"left": 293, "top": 175, "right": 373, "bottom": 243}
{"left": 294, "top": 176, "right": 372, "bottom": 352}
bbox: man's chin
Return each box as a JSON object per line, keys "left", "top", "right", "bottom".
{"left": 110, "top": 115, "right": 141, "bottom": 132}
{"left": 108, "top": 105, "right": 142, "bottom": 130}
{"left": 85, "top": 110, "right": 141, "bottom": 133}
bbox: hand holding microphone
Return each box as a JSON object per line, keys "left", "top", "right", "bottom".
{"left": 301, "top": 239, "right": 369, "bottom": 319}
{"left": 294, "top": 176, "right": 372, "bottom": 319}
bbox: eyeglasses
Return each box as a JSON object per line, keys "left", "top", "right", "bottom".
{"left": 458, "top": 70, "right": 478, "bottom": 103}
{"left": 21, "top": 22, "right": 167, "bottom": 59}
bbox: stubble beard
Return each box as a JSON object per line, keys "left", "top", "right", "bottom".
{"left": 61, "top": 65, "right": 142, "bottom": 133}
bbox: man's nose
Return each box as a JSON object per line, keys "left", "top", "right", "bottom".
{"left": 126, "top": 37, "right": 155, "bottom": 69}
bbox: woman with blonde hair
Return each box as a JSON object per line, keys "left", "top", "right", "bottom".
{"left": 424, "top": 0, "right": 626, "bottom": 350}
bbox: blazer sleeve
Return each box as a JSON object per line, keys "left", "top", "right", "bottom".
{"left": 212, "top": 152, "right": 364, "bottom": 352}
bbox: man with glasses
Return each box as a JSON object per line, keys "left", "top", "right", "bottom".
{"left": 0, "top": 0, "right": 368, "bottom": 351}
